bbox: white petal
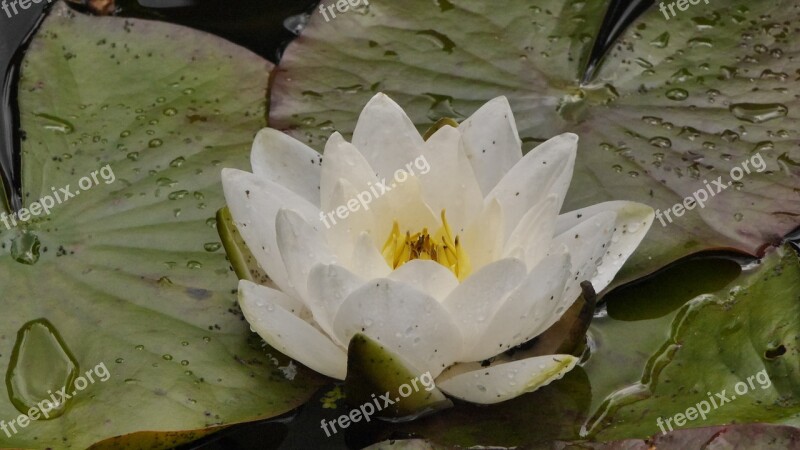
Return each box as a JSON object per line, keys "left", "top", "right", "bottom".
{"left": 556, "top": 201, "right": 655, "bottom": 292}
{"left": 486, "top": 133, "right": 578, "bottom": 236}
{"left": 550, "top": 210, "right": 616, "bottom": 306}
{"left": 461, "top": 199, "right": 505, "bottom": 272}
{"left": 275, "top": 209, "right": 336, "bottom": 301}
{"left": 238, "top": 280, "right": 347, "bottom": 379}
{"left": 436, "top": 355, "right": 578, "bottom": 404}
{"left": 250, "top": 128, "right": 322, "bottom": 206}
{"left": 442, "top": 258, "right": 527, "bottom": 354}
{"left": 466, "top": 252, "right": 571, "bottom": 362}
{"left": 458, "top": 96, "right": 523, "bottom": 195}
{"left": 307, "top": 263, "right": 366, "bottom": 342}
{"left": 388, "top": 260, "right": 460, "bottom": 301}
{"left": 349, "top": 232, "right": 392, "bottom": 279}
{"left": 333, "top": 278, "right": 462, "bottom": 378}
{"left": 419, "top": 125, "right": 483, "bottom": 232}
{"left": 352, "top": 93, "right": 425, "bottom": 180}
{"left": 503, "top": 194, "right": 559, "bottom": 270}
{"left": 222, "top": 168, "right": 319, "bottom": 296}
{"left": 322, "top": 178, "right": 376, "bottom": 265}
{"left": 320, "top": 132, "right": 379, "bottom": 214}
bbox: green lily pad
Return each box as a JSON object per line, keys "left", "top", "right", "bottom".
{"left": 0, "top": 4, "right": 323, "bottom": 448}
{"left": 269, "top": 0, "right": 800, "bottom": 285}
{"left": 587, "top": 244, "right": 800, "bottom": 440}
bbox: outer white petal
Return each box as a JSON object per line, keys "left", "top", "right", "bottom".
{"left": 503, "top": 194, "right": 559, "bottom": 270}
{"left": 250, "top": 128, "right": 322, "bottom": 206}
{"left": 307, "top": 263, "right": 366, "bottom": 343}
{"left": 458, "top": 96, "right": 523, "bottom": 195}
{"left": 333, "top": 278, "right": 462, "bottom": 378}
{"left": 352, "top": 93, "right": 425, "bottom": 180}
{"left": 221, "top": 168, "right": 319, "bottom": 297}
{"left": 485, "top": 133, "right": 577, "bottom": 237}
{"left": 461, "top": 199, "right": 504, "bottom": 272}
{"left": 275, "top": 209, "right": 336, "bottom": 301}
{"left": 466, "top": 252, "right": 571, "bottom": 362}
{"left": 419, "top": 125, "right": 483, "bottom": 233}
{"left": 556, "top": 201, "right": 655, "bottom": 292}
{"left": 388, "top": 260, "right": 460, "bottom": 302}
{"left": 442, "top": 258, "right": 527, "bottom": 354}
{"left": 436, "top": 355, "right": 578, "bottom": 404}
{"left": 238, "top": 280, "right": 347, "bottom": 379}
{"left": 320, "top": 132, "right": 380, "bottom": 214}
{"left": 549, "top": 210, "right": 616, "bottom": 306}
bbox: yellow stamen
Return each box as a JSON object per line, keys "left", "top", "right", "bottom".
{"left": 381, "top": 210, "right": 471, "bottom": 280}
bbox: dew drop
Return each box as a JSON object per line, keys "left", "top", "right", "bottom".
{"left": 665, "top": 88, "right": 689, "bottom": 101}
{"left": 170, "top": 157, "right": 186, "bottom": 168}
{"left": 649, "top": 137, "right": 672, "bottom": 148}
{"left": 168, "top": 190, "right": 189, "bottom": 200}
{"left": 729, "top": 103, "right": 789, "bottom": 124}
{"left": 34, "top": 113, "right": 75, "bottom": 134}
{"left": 204, "top": 242, "right": 222, "bottom": 252}
{"left": 6, "top": 319, "right": 78, "bottom": 418}
{"left": 10, "top": 231, "right": 41, "bottom": 265}
{"left": 650, "top": 32, "right": 669, "bottom": 48}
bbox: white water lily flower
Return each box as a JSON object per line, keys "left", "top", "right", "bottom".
{"left": 221, "top": 93, "right": 654, "bottom": 404}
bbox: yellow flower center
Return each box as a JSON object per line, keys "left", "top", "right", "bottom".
{"left": 381, "top": 210, "right": 471, "bottom": 280}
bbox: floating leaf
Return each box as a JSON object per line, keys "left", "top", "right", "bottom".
{"left": 270, "top": 0, "right": 800, "bottom": 285}
{"left": 588, "top": 245, "right": 800, "bottom": 440}
{"left": 0, "top": 5, "right": 323, "bottom": 448}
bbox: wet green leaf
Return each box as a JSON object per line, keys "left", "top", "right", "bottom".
{"left": 587, "top": 245, "right": 800, "bottom": 440}
{"left": 0, "top": 5, "right": 322, "bottom": 449}
{"left": 270, "top": 0, "right": 800, "bottom": 286}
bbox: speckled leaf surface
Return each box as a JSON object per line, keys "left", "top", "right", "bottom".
{"left": 0, "top": 4, "right": 323, "bottom": 449}
{"left": 270, "top": 0, "right": 800, "bottom": 285}
{"left": 587, "top": 245, "right": 800, "bottom": 440}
